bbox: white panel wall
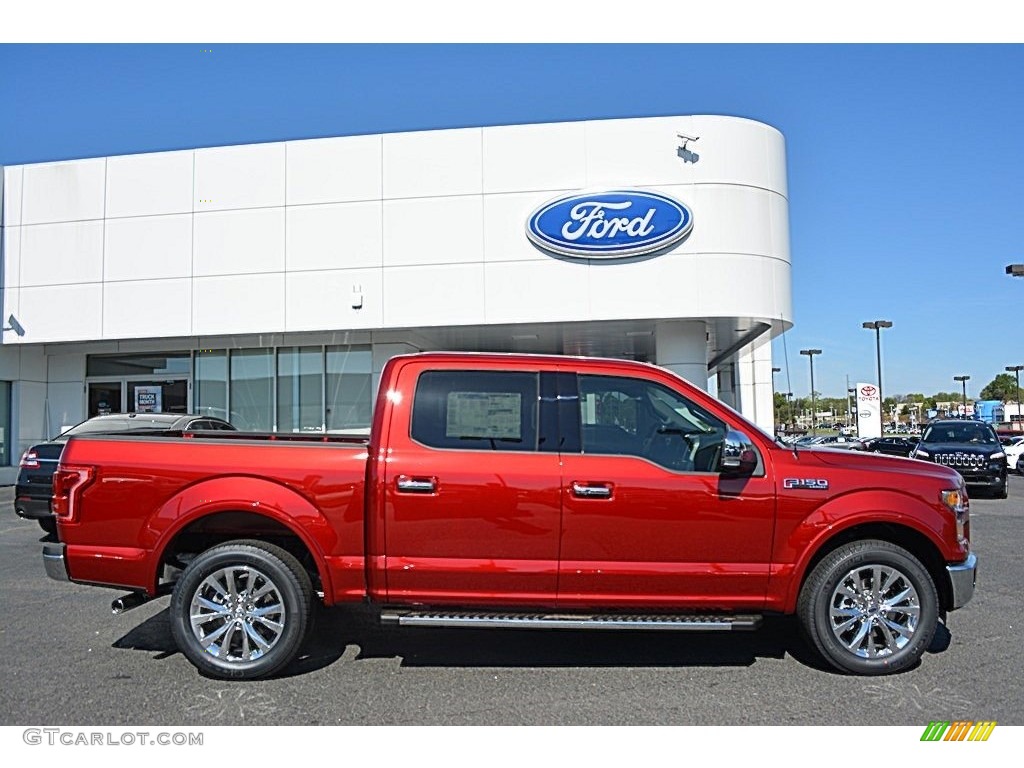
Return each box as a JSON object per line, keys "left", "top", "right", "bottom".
{"left": 286, "top": 202, "right": 383, "bottom": 271}
{"left": 383, "top": 197, "right": 483, "bottom": 267}
{"left": 383, "top": 128, "right": 482, "bottom": 198}
{"left": 21, "top": 158, "right": 106, "bottom": 225}
{"left": 194, "top": 143, "right": 286, "bottom": 211}
{"left": 484, "top": 260, "right": 590, "bottom": 324}
{"left": 104, "top": 279, "right": 192, "bottom": 339}
{"left": 18, "top": 285, "right": 103, "bottom": 342}
{"left": 106, "top": 150, "right": 194, "bottom": 217}
{"left": 482, "top": 122, "right": 587, "bottom": 193}
{"left": 193, "top": 274, "right": 285, "bottom": 334}
{"left": 20, "top": 221, "right": 104, "bottom": 287}
{"left": 0, "top": 114, "right": 791, "bottom": 350}
{"left": 104, "top": 214, "right": 193, "bottom": 281}
{"left": 2, "top": 225, "right": 21, "bottom": 317}
{"left": 3, "top": 165, "right": 23, "bottom": 224}
{"left": 194, "top": 208, "right": 285, "bottom": 276}
{"left": 383, "top": 264, "right": 486, "bottom": 327}
{"left": 287, "top": 135, "right": 382, "bottom": 205}
{"left": 286, "top": 269, "right": 383, "bottom": 331}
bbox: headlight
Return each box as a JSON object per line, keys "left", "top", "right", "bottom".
{"left": 941, "top": 488, "right": 970, "bottom": 545}
{"left": 989, "top": 451, "right": 1005, "bottom": 460}
{"left": 913, "top": 447, "right": 930, "bottom": 458}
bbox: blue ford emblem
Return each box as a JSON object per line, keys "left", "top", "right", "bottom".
{"left": 526, "top": 189, "right": 693, "bottom": 259}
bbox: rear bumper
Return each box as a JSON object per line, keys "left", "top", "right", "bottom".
{"left": 42, "top": 542, "right": 69, "bottom": 582}
{"left": 14, "top": 495, "right": 52, "bottom": 520}
{"left": 946, "top": 552, "right": 978, "bottom": 610}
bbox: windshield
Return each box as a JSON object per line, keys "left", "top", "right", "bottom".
{"left": 59, "top": 417, "right": 175, "bottom": 437}
{"left": 920, "top": 423, "right": 997, "bottom": 446}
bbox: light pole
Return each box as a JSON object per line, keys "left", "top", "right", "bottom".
{"left": 800, "top": 349, "right": 822, "bottom": 436}
{"left": 1006, "top": 264, "right": 1024, "bottom": 278}
{"left": 862, "top": 320, "right": 893, "bottom": 415}
{"left": 1007, "top": 365, "right": 1023, "bottom": 423}
{"left": 770, "top": 368, "right": 778, "bottom": 434}
{"left": 954, "top": 375, "right": 970, "bottom": 417}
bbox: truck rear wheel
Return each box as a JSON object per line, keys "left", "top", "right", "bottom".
{"left": 169, "top": 540, "right": 313, "bottom": 680}
{"left": 797, "top": 539, "right": 938, "bottom": 675}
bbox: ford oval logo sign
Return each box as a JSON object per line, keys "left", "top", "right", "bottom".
{"left": 526, "top": 189, "right": 693, "bottom": 259}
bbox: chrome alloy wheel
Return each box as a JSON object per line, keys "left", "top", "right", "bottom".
{"left": 828, "top": 564, "right": 920, "bottom": 659}
{"left": 189, "top": 566, "right": 286, "bottom": 662}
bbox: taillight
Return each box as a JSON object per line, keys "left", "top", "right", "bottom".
{"left": 20, "top": 450, "right": 40, "bottom": 469}
{"left": 51, "top": 465, "right": 95, "bottom": 521}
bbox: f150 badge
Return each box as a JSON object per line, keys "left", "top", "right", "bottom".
{"left": 784, "top": 478, "right": 830, "bottom": 490}
{"left": 526, "top": 190, "right": 693, "bottom": 259}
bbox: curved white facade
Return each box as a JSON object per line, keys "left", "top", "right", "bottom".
{"left": 0, "top": 115, "right": 792, "bottom": 474}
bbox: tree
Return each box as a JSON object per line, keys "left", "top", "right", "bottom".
{"left": 980, "top": 373, "right": 1022, "bottom": 402}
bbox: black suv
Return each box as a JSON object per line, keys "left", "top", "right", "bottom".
{"left": 910, "top": 419, "right": 1008, "bottom": 498}
{"left": 14, "top": 413, "right": 235, "bottom": 534}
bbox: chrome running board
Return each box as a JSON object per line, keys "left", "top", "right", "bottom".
{"left": 380, "top": 610, "right": 762, "bottom": 631}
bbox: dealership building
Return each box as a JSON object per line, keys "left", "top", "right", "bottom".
{"left": 0, "top": 114, "right": 792, "bottom": 481}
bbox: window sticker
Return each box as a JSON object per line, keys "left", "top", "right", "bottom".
{"left": 446, "top": 392, "right": 522, "bottom": 440}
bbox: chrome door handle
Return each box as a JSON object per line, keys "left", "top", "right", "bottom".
{"left": 396, "top": 475, "right": 437, "bottom": 493}
{"left": 571, "top": 482, "right": 613, "bottom": 499}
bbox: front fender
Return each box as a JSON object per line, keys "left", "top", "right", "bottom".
{"left": 145, "top": 475, "right": 336, "bottom": 600}
{"left": 772, "top": 488, "right": 956, "bottom": 613}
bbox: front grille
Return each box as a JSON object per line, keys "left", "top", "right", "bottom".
{"left": 935, "top": 452, "right": 987, "bottom": 469}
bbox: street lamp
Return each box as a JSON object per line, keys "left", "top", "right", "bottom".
{"left": 862, "top": 320, "right": 893, "bottom": 411}
{"left": 1006, "top": 264, "right": 1024, "bottom": 277}
{"left": 954, "top": 375, "right": 970, "bottom": 416}
{"left": 800, "top": 349, "right": 822, "bottom": 436}
{"left": 1007, "top": 365, "right": 1023, "bottom": 423}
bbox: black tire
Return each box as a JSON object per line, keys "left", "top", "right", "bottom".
{"left": 996, "top": 478, "right": 1008, "bottom": 499}
{"left": 37, "top": 516, "right": 57, "bottom": 535}
{"left": 797, "top": 539, "right": 938, "bottom": 675}
{"left": 169, "top": 539, "right": 313, "bottom": 680}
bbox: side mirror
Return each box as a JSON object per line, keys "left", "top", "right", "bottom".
{"left": 720, "top": 430, "right": 758, "bottom": 476}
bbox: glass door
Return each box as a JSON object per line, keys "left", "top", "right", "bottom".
{"left": 88, "top": 382, "right": 123, "bottom": 417}
{"left": 129, "top": 380, "right": 188, "bottom": 414}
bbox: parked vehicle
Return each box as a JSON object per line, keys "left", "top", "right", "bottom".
{"left": 1003, "top": 437, "right": 1024, "bottom": 473}
{"left": 45, "top": 353, "right": 976, "bottom": 679}
{"left": 910, "top": 419, "right": 1008, "bottom": 498}
{"left": 15, "top": 413, "right": 235, "bottom": 533}
{"left": 856, "top": 436, "right": 919, "bottom": 458}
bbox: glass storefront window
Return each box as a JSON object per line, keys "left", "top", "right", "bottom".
{"left": 0, "top": 381, "right": 11, "bottom": 465}
{"left": 326, "top": 346, "right": 373, "bottom": 433}
{"left": 78, "top": 345, "right": 374, "bottom": 436}
{"left": 230, "top": 349, "right": 274, "bottom": 432}
{"left": 87, "top": 352, "right": 191, "bottom": 377}
{"left": 277, "top": 347, "right": 324, "bottom": 433}
{"left": 195, "top": 350, "right": 228, "bottom": 421}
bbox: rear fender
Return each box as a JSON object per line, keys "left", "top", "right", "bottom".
{"left": 147, "top": 476, "right": 336, "bottom": 600}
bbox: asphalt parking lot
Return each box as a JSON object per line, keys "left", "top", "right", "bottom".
{"left": 1, "top": 479, "right": 1021, "bottom": 726}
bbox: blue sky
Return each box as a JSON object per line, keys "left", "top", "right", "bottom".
{"left": 2, "top": 43, "right": 1022, "bottom": 400}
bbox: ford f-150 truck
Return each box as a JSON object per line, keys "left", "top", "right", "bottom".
{"left": 45, "top": 353, "right": 977, "bottom": 679}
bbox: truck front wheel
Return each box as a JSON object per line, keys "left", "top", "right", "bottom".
{"left": 169, "top": 540, "right": 313, "bottom": 680}
{"left": 797, "top": 539, "right": 938, "bottom": 675}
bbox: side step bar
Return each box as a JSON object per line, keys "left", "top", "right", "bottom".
{"left": 380, "top": 610, "right": 762, "bottom": 632}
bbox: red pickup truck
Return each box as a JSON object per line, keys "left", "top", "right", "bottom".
{"left": 45, "top": 352, "right": 977, "bottom": 679}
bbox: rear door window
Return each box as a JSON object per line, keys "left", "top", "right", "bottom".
{"left": 411, "top": 371, "right": 539, "bottom": 451}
